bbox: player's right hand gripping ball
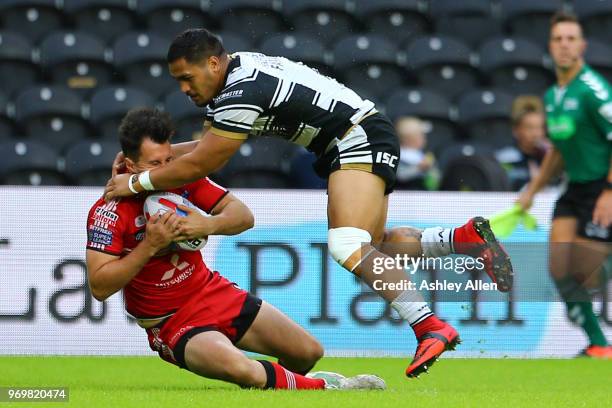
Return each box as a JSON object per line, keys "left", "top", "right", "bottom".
{"left": 143, "top": 192, "right": 207, "bottom": 251}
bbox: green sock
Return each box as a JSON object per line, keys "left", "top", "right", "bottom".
{"left": 554, "top": 276, "right": 608, "bottom": 347}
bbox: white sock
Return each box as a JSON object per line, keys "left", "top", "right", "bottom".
{"left": 421, "top": 227, "right": 454, "bottom": 257}
{"left": 390, "top": 290, "right": 433, "bottom": 326}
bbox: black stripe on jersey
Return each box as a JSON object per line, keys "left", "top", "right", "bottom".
{"left": 290, "top": 122, "right": 306, "bottom": 142}
{"left": 283, "top": 82, "right": 296, "bottom": 103}
{"left": 218, "top": 119, "right": 252, "bottom": 130}
{"left": 329, "top": 99, "right": 338, "bottom": 112}
{"left": 222, "top": 118, "right": 253, "bottom": 127}
{"left": 263, "top": 115, "right": 274, "bottom": 130}
{"left": 270, "top": 78, "right": 284, "bottom": 108}
{"left": 340, "top": 150, "right": 373, "bottom": 157}
{"left": 342, "top": 142, "right": 371, "bottom": 152}
{"left": 213, "top": 120, "right": 252, "bottom": 133}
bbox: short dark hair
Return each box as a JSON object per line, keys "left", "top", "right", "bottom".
{"left": 550, "top": 11, "right": 581, "bottom": 30}
{"left": 167, "top": 28, "right": 225, "bottom": 64}
{"left": 119, "top": 107, "right": 175, "bottom": 160}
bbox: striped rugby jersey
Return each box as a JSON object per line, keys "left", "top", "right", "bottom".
{"left": 205, "top": 52, "right": 376, "bottom": 156}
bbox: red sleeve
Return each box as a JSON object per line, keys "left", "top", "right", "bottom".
{"left": 187, "top": 177, "right": 229, "bottom": 214}
{"left": 86, "top": 199, "right": 126, "bottom": 256}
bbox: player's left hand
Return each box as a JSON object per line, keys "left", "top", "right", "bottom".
{"left": 593, "top": 189, "right": 612, "bottom": 228}
{"left": 104, "top": 173, "right": 133, "bottom": 202}
{"left": 175, "top": 204, "right": 213, "bottom": 240}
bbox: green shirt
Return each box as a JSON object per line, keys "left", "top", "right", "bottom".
{"left": 544, "top": 64, "right": 612, "bottom": 182}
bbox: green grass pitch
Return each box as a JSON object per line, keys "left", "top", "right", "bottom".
{"left": 0, "top": 356, "right": 609, "bottom": 407}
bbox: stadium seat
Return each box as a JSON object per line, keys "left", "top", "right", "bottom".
{"left": 14, "top": 86, "right": 87, "bottom": 154}
{"left": 112, "top": 32, "right": 174, "bottom": 98}
{"left": 0, "top": 140, "right": 65, "bottom": 185}
{"left": 430, "top": 0, "right": 502, "bottom": 48}
{"left": 39, "top": 31, "right": 113, "bottom": 96}
{"left": 259, "top": 33, "right": 332, "bottom": 76}
{"left": 439, "top": 146, "right": 511, "bottom": 191}
{"left": 479, "top": 37, "right": 554, "bottom": 96}
{"left": 137, "top": 0, "right": 216, "bottom": 42}
{"left": 163, "top": 90, "right": 206, "bottom": 143}
{"left": 585, "top": 39, "right": 612, "bottom": 85}
{"left": 333, "top": 35, "right": 407, "bottom": 99}
{"left": 405, "top": 36, "right": 479, "bottom": 100}
{"left": 63, "top": 0, "right": 137, "bottom": 44}
{"left": 0, "top": 91, "right": 15, "bottom": 139}
{"left": 385, "top": 87, "right": 456, "bottom": 155}
{"left": 353, "top": 0, "right": 431, "bottom": 47}
{"left": 218, "top": 136, "right": 297, "bottom": 188}
{"left": 576, "top": 1, "right": 612, "bottom": 49}
{"left": 64, "top": 140, "right": 120, "bottom": 185}
{"left": 499, "top": 0, "right": 564, "bottom": 48}
{"left": 211, "top": 0, "right": 286, "bottom": 45}
{"left": 284, "top": 0, "right": 361, "bottom": 47}
{"left": 457, "top": 89, "right": 515, "bottom": 149}
{"left": 0, "top": 31, "right": 39, "bottom": 98}
{"left": 348, "top": 87, "right": 384, "bottom": 115}
{"left": 216, "top": 31, "right": 256, "bottom": 53}
{"left": 0, "top": 0, "right": 63, "bottom": 43}
{"left": 89, "top": 86, "right": 156, "bottom": 139}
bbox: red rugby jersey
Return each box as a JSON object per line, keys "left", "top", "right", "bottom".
{"left": 86, "top": 177, "right": 228, "bottom": 318}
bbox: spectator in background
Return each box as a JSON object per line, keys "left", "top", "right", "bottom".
{"left": 394, "top": 116, "right": 438, "bottom": 190}
{"left": 496, "top": 96, "right": 551, "bottom": 191}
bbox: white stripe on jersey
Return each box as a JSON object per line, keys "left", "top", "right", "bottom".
{"left": 340, "top": 150, "right": 373, "bottom": 158}
{"left": 214, "top": 109, "right": 260, "bottom": 129}
{"left": 337, "top": 125, "right": 373, "bottom": 165}
{"left": 338, "top": 125, "right": 370, "bottom": 152}
{"left": 213, "top": 104, "right": 264, "bottom": 113}
{"left": 225, "top": 56, "right": 259, "bottom": 88}
{"left": 218, "top": 119, "right": 252, "bottom": 130}
{"left": 340, "top": 155, "right": 373, "bottom": 165}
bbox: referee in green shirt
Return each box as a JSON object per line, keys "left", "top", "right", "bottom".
{"left": 518, "top": 12, "right": 612, "bottom": 358}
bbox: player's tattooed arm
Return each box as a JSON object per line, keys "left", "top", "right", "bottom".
{"left": 148, "top": 129, "right": 245, "bottom": 190}
{"left": 86, "top": 212, "right": 181, "bottom": 301}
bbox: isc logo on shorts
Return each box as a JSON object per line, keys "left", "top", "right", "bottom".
{"left": 375, "top": 152, "right": 398, "bottom": 168}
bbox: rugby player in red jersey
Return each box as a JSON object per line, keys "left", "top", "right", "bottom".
{"left": 104, "top": 29, "right": 514, "bottom": 377}
{"left": 86, "top": 108, "right": 384, "bottom": 390}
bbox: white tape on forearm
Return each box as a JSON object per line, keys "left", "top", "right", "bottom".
{"left": 138, "top": 170, "right": 155, "bottom": 191}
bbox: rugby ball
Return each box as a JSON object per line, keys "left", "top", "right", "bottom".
{"left": 143, "top": 192, "right": 207, "bottom": 251}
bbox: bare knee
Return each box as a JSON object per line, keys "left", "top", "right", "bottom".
{"left": 302, "top": 338, "right": 324, "bottom": 365}
{"left": 281, "top": 337, "right": 323, "bottom": 372}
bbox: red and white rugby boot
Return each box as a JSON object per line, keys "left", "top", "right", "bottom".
{"left": 406, "top": 316, "right": 460, "bottom": 378}
{"left": 453, "top": 216, "right": 514, "bottom": 292}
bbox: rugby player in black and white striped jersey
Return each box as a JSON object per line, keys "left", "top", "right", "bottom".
{"left": 105, "top": 28, "right": 514, "bottom": 378}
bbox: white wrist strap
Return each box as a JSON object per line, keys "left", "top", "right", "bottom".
{"left": 138, "top": 170, "right": 155, "bottom": 191}
{"left": 128, "top": 174, "right": 139, "bottom": 194}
